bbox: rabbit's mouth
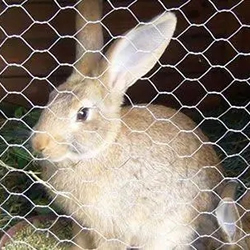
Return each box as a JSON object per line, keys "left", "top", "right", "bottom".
{"left": 38, "top": 143, "right": 100, "bottom": 162}
{"left": 69, "top": 141, "right": 86, "bottom": 155}
{"left": 38, "top": 148, "right": 71, "bottom": 163}
{"left": 68, "top": 142, "right": 100, "bottom": 160}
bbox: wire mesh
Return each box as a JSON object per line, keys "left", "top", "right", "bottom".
{"left": 0, "top": 0, "right": 249, "bottom": 249}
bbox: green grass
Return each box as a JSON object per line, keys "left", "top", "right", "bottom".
{"left": 196, "top": 106, "right": 249, "bottom": 184}
{"left": 0, "top": 104, "right": 52, "bottom": 233}
{"left": 187, "top": 99, "right": 250, "bottom": 195}
{"left": 2, "top": 217, "right": 72, "bottom": 250}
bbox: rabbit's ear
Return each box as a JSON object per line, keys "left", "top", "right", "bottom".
{"left": 216, "top": 181, "right": 243, "bottom": 242}
{"left": 75, "top": 0, "right": 103, "bottom": 75}
{"left": 215, "top": 197, "right": 242, "bottom": 242}
{"left": 104, "top": 12, "right": 177, "bottom": 92}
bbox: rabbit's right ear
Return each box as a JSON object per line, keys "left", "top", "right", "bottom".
{"left": 75, "top": 0, "right": 103, "bottom": 75}
{"left": 101, "top": 12, "right": 177, "bottom": 93}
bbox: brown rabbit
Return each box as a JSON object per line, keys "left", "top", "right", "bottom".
{"left": 31, "top": 1, "right": 223, "bottom": 249}
{"left": 193, "top": 181, "right": 250, "bottom": 249}
{"left": 215, "top": 181, "right": 250, "bottom": 249}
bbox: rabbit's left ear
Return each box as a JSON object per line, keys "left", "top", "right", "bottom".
{"left": 215, "top": 197, "right": 243, "bottom": 243}
{"left": 104, "top": 12, "right": 177, "bottom": 92}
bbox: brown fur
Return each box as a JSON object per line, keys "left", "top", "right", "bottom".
{"left": 75, "top": 0, "right": 103, "bottom": 75}
{"left": 31, "top": 7, "right": 224, "bottom": 250}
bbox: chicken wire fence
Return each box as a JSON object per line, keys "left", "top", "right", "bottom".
{"left": 0, "top": 0, "right": 249, "bottom": 249}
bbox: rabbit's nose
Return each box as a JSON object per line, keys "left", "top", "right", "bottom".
{"left": 31, "top": 132, "right": 50, "bottom": 152}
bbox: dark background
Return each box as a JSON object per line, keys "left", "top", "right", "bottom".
{"left": 0, "top": 0, "right": 249, "bottom": 111}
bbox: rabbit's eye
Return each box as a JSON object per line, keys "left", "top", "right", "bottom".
{"left": 77, "top": 107, "right": 89, "bottom": 121}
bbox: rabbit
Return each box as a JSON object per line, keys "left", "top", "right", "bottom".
{"left": 31, "top": 1, "right": 224, "bottom": 249}
{"left": 192, "top": 181, "right": 250, "bottom": 249}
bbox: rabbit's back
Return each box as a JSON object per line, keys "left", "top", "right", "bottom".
{"left": 119, "top": 104, "right": 222, "bottom": 209}
{"left": 120, "top": 105, "right": 222, "bottom": 188}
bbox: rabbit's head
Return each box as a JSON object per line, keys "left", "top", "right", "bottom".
{"left": 31, "top": 12, "right": 177, "bottom": 162}
{"left": 215, "top": 181, "right": 250, "bottom": 249}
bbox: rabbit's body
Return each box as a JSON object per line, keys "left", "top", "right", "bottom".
{"left": 32, "top": 5, "right": 223, "bottom": 249}
{"left": 41, "top": 103, "right": 222, "bottom": 249}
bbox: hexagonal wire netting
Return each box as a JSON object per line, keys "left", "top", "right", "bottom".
{"left": 0, "top": 0, "right": 249, "bottom": 249}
